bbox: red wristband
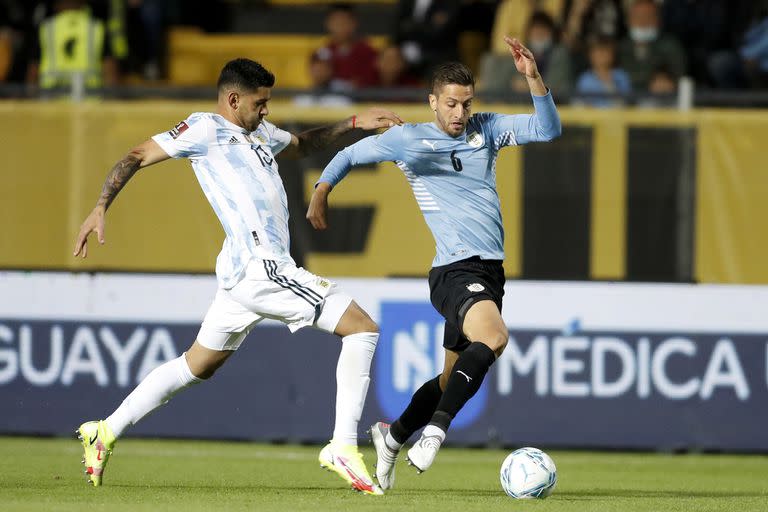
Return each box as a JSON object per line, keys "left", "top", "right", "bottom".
{"left": 351, "top": 115, "right": 356, "bottom": 129}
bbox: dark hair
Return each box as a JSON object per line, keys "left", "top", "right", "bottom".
{"left": 327, "top": 2, "right": 355, "bottom": 17}
{"left": 650, "top": 65, "right": 677, "bottom": 80}
{"left": 631, "top": 0, "right": 657, "bottom": 10}
{"left": 217, "top": 58, "right": 275, "bottom": 92}
{"left": 588, "top": 35, "right": 617, "bottom": 51}
{"left": 430, "top": 62, "right": 475, "bottom": 94}
{"left": 526, "top": 11, "right": 557, "bottom": 35}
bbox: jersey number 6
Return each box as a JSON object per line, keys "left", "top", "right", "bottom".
{"left": 450, "top": 150, "right": 463, "bottom": 172}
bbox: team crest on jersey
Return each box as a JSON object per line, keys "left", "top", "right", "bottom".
{"left": 244, "top": 133, "right": 268, "bottom": 145}
{"left": 168, "top": 121, "right": 189, "bottom": 139}
{"left": 315, "top": 277, "right": 331, "bottom": 289}
{"left": 467, "top": 131, "right": 484, "bottom": 148}
{"left": 467, "top": 283, "right": 485, "bottom": 292}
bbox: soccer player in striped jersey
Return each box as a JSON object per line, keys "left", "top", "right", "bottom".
{"left": 308, "top": 37, "right": 562, "bottom": 487}
{"left": 72, "top": 58, "right": 403, "bottom": 494}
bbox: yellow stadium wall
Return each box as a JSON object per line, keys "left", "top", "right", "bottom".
{"left": 0, "top": 101, "right": 766, "bottom": 284}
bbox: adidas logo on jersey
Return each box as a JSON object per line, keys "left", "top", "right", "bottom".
{"left": 229, "top": 136, "right": 239, "bottom": 144}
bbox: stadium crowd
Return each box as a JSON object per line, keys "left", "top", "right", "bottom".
{"left": 1, "top": 0, "right": 767, "bottom": 103}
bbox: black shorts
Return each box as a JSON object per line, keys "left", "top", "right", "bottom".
{"left": 428, "top": 256, "right": 505, "bottom": 352}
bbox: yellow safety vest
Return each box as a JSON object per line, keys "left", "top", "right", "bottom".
{"left": 39, "top": 9, "right": 105, "bottom": 89}
{"left": 108, "top": 0, "right": 128, "bottom": 59}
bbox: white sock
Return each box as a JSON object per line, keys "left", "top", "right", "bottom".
{"left": 422, "top": 424, "right": 446, "bottom": 442}
{"left": 105, "top": 354, "right": 203, "bottom": 438}
{"left": 331, "top": 331, "right": 378, "bottom": 447}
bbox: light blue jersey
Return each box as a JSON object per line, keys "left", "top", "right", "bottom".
{"left": 318, "top": 92, "right": 562, "bottom": 268}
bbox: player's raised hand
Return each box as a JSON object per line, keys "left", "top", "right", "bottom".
{"left": 73, "top": 207, "right": 106, "bottom": 258}
{"left": 504, "top": 36, "right": 540, "bottom": 79}
{"left": 354, "top": 108, "right": 404, "bottom": 130}
{"left": 306, "top": 183, "right": 331, "bottom": 230}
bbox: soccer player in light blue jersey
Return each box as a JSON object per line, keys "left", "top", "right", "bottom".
{"left": 307, "top": 37, "right": 562, "bottom": 487}
{"left": 71, "top": 58, "right": 403, "bottom": 494}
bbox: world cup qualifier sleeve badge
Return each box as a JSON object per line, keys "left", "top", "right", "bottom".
{"left": 168, "top": 121, "right": 189, "bottom": 139}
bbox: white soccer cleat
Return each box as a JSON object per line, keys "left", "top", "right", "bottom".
{"left": 369, "top": 422, "right": 398, "bottom": 490}
{"left": 318, "top": 442, "right": 384, "bottom": 495}
{"left": 406, "top": 431, "right": 444, "bottom": 474}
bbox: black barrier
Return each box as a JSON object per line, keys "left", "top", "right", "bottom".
{"left": 2, "top": 312, "right": 766, "bottom": 451}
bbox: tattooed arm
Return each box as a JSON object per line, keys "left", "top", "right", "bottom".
{"left": 280, "top": 107, "right": 403, "bottom": 159}
{"left": 73, "top": 139, "right": 170, "bottom": 258}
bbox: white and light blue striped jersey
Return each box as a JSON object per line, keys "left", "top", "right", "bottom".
{"left": 318, "top": 92, "right": 561, "bottom": 268}
{"left": 152, "top": 113, "right": 293, "bottom": 288}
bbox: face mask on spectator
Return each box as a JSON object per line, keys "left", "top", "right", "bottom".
{"left": 528, "top": 38, "right": 553, "bottom": 54}
{"left": 630, "top": 27, "right": 658, "bottom": 43}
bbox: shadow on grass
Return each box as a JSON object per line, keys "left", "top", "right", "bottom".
{"left": 96, "top": 484, "right": 768, "bottom": 500}
{"left": 106, "top": 483, "right": 504, "bottom": 498}
{"left": 556, "top": 489, "right": 768, "bottom": 501}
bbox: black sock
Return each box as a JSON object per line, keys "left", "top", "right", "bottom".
{"left": 389, "top": 375, "right": 442, "bottom": 444}
{"left": 430, "top": 342, "right": 496, "bottom": 431}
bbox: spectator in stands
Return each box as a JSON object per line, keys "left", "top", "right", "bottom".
{"left": 314, "top": 3, "right": 378, "bottom": 90}
{"left": 661, "top": 0, "right": 749, "bottom": 87}
{"left": 647, "top": 67, "right": 677, "bottom": 95}
{"left": 489, "top": 0, "right": 564, "bottom": 56}
{"left": 375, "top": 44, "right": 421, "bottom": 88}
{"left": 0, "top": 2, "right": 16, "bottom": 81}
{"left": 740, "top": 13, "right": 768, "bottom": 88}
{"left": 635, "top": 66, "right": 678, "bottom": 108}
{"left": 618, "top": 0, "right": 686, "bottom": 92}
{"left": 0, "top": 0, "right": 45, "bottom": 84}
{"left": 561, "top": 0, "right": 625, "bottom": 54}
{"left": 125, "top": 0, "right": 165, "bottom": 81}
{"left": 26, "top": 0, "right": 120, "bottom": 91}
{"left": 293, "top": 49, "right": 352, "bottom": 107}
{"left": 701, "top": 2, "right": 768, "bottom": 89}
{"left": 479, "top": 11, "right": 572, "bottom": 97}
{"left": 394, "top": 0, "right": 461, "bottom": 78}
{"left": 574, "top": 36, "right": 630, "bottom": 107}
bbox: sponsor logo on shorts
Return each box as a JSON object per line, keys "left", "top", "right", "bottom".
{"left": 467, "top": 283, "right": 485, "bottom": 292}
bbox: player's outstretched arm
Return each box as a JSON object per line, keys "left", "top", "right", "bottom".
{"left": 307, "top": 182, "right": 332, "bottom": 230}
{"left": 504, "top": 36, "right": 547, "bottom": 96}
{"left": 487, "top": 36, "right": 561, "bottom": 145}
{"left": 73, "top": 139, "right": 170, "bottom": 258}
{"left": 306, "top": 124, "right": 405, "bottom": 230}
{"left": 282, "top": 108, "right": 403, "bottom": 159}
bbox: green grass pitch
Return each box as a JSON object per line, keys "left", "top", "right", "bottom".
{"left": 1, "top": 437, "right": 767, "bottom": 512}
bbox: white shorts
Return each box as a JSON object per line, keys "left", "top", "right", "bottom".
{"left": 196, "top": 259, "right": 353, "bottom": 351}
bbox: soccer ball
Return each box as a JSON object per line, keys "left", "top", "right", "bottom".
{"left": 499, "top": 447, "right": 557, "bottom": 499}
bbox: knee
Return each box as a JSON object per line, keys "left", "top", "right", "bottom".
{"left": 184, "top": 352, "right": 221, "bottom": 380}
{"left": 484, "top": 328, "right": 508, "bottom": 357}
{"left": 348, "top": 314, "right": 379, "bottom": 335}
{"left": 193, "top": 366, "right": 217, "bottom": 380}
{"left": 335, "top": 301, "right": 379, "bottom": 337}
{"left": 346, "top": 319, "right": 379, "bottom": 336}
{"left": 362, "top": 318, "right": 379, "bottom": 334}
